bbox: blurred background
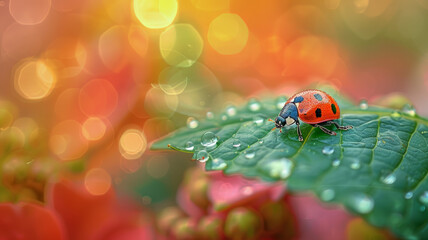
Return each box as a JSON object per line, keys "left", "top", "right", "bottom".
{"left": 0, "top": 0, "right": 427, "bottom": 239}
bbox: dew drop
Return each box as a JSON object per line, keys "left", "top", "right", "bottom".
{"left": 359, "top": 100, "right": 368, "bottom": 110}
{"left": 201, "top": 132, "right": 218, "bottom": 148}
{"left": 276, "top": 96, "right": 287, "bottom": 110}
{"left": 232, "top": 139, "right": 241, "bottom": 148}
{"left": 320, "top": 189, "right": 335, "bottom": 202}
{"left": 420, "top": 206, "right": 426, "bottom": 212}
{"left": 418, "top": 191, "right": 428, "bottom": 206}
{"left": 184, "top": 141, "right": 194, "bottom": 151}
{"left": 248, "top": 98, "right": 261, "bottom": 111}
{"left": 253, "top": 116, "right": 264, "bottom": 126}
{"left": 196, "top": 150, "right": 209, "bottom": 162}
{"left": 351, "top": 193, "right": 374, "bottom": 214}
{"left": 405, "top": 191, "right": 413, "bottom": 200}
{"left": 244, "top": 149, "right": 255, "bottom": 159}
{"left": 350, "top": 160, "right": 361, "bottom": 170}
{"left": 221, "top": 114, "right": 228, "bottom": 121}
{"left": 322, "top": 146, "right": 334, "bottom": 155}
{"left": 260, "top": 158, "right": 294, "bottom": 180}
{"left": 187, "top": 117, "right": 199, "bottom": 129}
{"left": 391, "top": 111, "right": 402, "bottom": 120}
{"left": 402, "top": 104, "right": 416, "bottom": 116}
{"left": 226, "top": 105, "right": 237, "bottom": 117}
{"left": 211, "top": 158, "right": 227, "bottom": 170}
{"left": 259, "top": 139, "right": 264, "bottom": 144}
{"left": 240, "top": 186, "right": 254, "bottom": 196}
{"left": 380, "top": 173, "right": 396, "bottom": 185}
{"left": 206, "top": 111, "right": 214, "bottom": 119}
{"left": 332, "top": 159, "right": 341, "bottom": 167}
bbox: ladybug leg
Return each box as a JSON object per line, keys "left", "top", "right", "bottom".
{"left": 325, "top": 121, "right": 353, "bottom": 130}
{"left": 313, "top": 124, "right": 337, "bottom": 136}
{"left": 296, "top": 120, "right": 304, "bottom": 141}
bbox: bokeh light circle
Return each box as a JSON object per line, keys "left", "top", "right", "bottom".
{"left": 82, "top": 117, "right": 107, "bottom": 141}
{"left": 119, "top": 128, "right": 147, "bottom": 160}
{"left": 14, "top": 59, "right": 57, "bottom": 100}
{"left": 9, "top": 0, "right": 51, "bottom": 25}
{"left": 207, "top": 13, "right": 249, "bottom": 55}
{"left": 133, "top": 0, "right": 178, "bottom": 29}
{"left": 79, "top": 78, "right": 118, "bottom": 117}
{"left": 50, "top": 120, "right": 88, "bottom": 161}
{"left": 159, "top": 24, "right": 203, "bottom": 67}
{"left": 98, "top": 25, "right": 128, "bottom": 72}
{"left": 84, "top": 168, "right": 112, "bottom": 196}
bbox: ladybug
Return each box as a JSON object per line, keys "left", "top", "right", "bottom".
{"left": 271, "top": 89, "right": 352, "bottom": 141}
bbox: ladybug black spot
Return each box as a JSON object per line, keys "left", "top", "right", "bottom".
{"left": 314, "top": 93, "right": 323, "bottom": 101}
{"left": 315, "top": 108, "right": 322, "bottom": 118}
{"left": 331, "top": 104, "right": 337, "bottom": 114}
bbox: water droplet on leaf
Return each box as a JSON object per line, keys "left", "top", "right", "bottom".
{"left": 253, "top": 116, "right": 264, "bottom": 126}
{"left": 350, "top": 160, "right": 361, "bottom": 170}
{"left": 187, "top": 117, "right": 199, "bottom": 129}
{"left": 201, "top": 132, "right": 218, "bottom": 148}
{"left": 247, "top": 98, "right": 261, "bottom": 111}
{"left": 259, "top": 158, "right": 294, "bottom": 180}
{"left": 332, "top": 159, "right": 341, "bottom": 167}
{"left": 359, "top": 100, "right": 368, "bottom": 110}
{"left": 221, "top": 114, "right": 228, "bottom": 121}
{"left": 320, "top": 189, "right": 335, "bottom": 202}
{"left": 232, "top": 139, "right": 241, "bottom": 148}
{"left": 402, "top": 104, "right": 416, "bottom": 116}
{"left": 391, "top": 111, "right": 402, "bottom": 120}
{"left": 258, "top": 140, "right": 263, "bottom": 144}
{"left": 226, "top": 105, "right": 237, "bottom": 116}
{"left": 206, "top": 111, "right": 214, "bottom": 119}
{"left": 244, "top": 149, "right": 255, "bottom": 159}
{"left": 351, "top": 193, "right": 374, "bottom": 214}
{"left": 196, "top": 150, "right": 209, "bottom": 162}
{"left": 419, "top": 191, "right": 428, "bottom": 206}
{"left": 381, "top": 173, "right": 396, "bottom": 185}
{"left": 405, "top": 191, "right": 413, "bottom": 199}
{"left": 211, "top": 158, "right": 227, "bottom": 170}
{"left": 322, "top": 146, "right": 334, "bottom": 155}
{"left": 185, "top": 141, "right": 194, "bottom": 151}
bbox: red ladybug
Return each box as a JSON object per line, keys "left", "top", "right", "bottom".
{"left": 271, "top": 89, "right": 352, "bottom": 141}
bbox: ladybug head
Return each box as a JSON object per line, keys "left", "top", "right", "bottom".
{"left": 274, "top": 116, "right": 286, "bottom": 128}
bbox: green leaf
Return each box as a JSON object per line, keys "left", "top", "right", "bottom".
{"left": 151, "top": 87, "right": 428, "bottom": 239}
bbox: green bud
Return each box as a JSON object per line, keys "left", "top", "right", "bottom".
{"left": 224, "top": 207, "right": 262, "bottom": 240}
{"left": 197, "top": 216, "right": 223, "bottom": 240}
{"left": 172, "top": 218, "right": 197, "bottom": 240}
{"left": 157, "top": 206, "right": 186, "bottom": 235}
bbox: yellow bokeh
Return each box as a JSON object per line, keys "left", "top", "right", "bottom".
{"left": 133, "top": 0, "right": 178, "bottom": 29}
{"left": 119, "top": 128, "right": 147, "bottom": 160}
{"left": 207, "top": 13, "right": 249, "bottom": 55}
{"left": 159, "top": 24, "right": 203, "bottom": 67}
{"left": 14, "top": 59, "right": 56, "bottom": 100}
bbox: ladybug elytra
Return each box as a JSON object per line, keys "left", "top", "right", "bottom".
{"left": 271, "top": 89, "right": 352, "bottom": 141}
